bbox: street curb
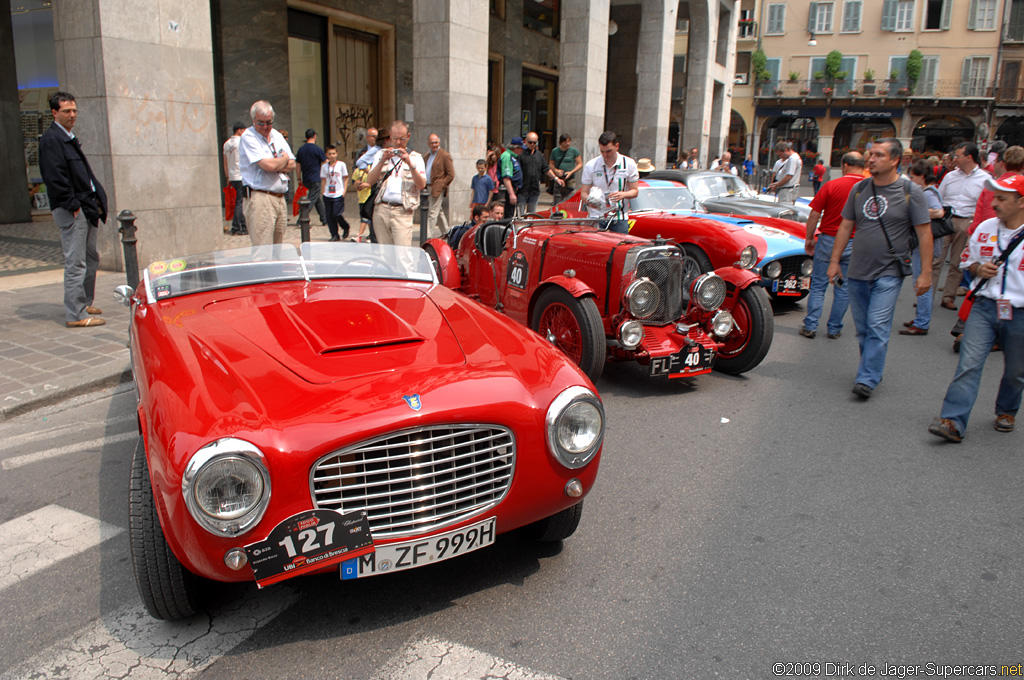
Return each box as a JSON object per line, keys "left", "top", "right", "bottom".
{"left": 0, "top": 362, "right": 133, "bottom": 422}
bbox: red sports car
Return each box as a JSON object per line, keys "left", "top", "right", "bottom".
{"left": 120, "top": 242, "right": 604, "bottom": 620}
{"left": 425, "top": 215, "right": 773, "bottom": 379}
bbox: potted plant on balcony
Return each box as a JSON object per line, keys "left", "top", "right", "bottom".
{"left": 788, "top": 71, "right": 800, "bottom": 82}
{"left": 800, "top": 88, "right": 810, "bottom": 95}
{"left": 752, "top": 49, "right": 772, "bottom": 95}
{"left": 863, "top": 68, "right": 876, "bottom": 95}
{"left": 905, "top": 49, "right": 922, "bottom": 96}
{"left": 823, "top": 86, "right": 834, "bottom": 97}
{"left": 889, "top": 68, "right": 900, "bottom": 82}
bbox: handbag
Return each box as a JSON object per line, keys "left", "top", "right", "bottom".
{"left": 925, "top": 188, "right": 955, "bottom": 238}
{"left": 360, "top": 160, "right": 398, "bottom": 221}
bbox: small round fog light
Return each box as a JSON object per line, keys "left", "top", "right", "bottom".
{"left": 224, "top": 548, "right": 248, "bottom": 570}
{"left": 565, "top": 479, "right": 583, "bottom": 498}
{"left": 801, "top": 258, "right": 814, "bottom": 276}
{"left": 618, "top": 320, "right": 644, "bottom": 349}
{"left": 764, "top": 260, "right": 782, "bottom": 279}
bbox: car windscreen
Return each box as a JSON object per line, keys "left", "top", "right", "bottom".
{"left": 142, "top": 243, "right": 434, "bottom": 302}
{"left": 688, "top": 174, "right": 758, "bottom": 201}
{"left": 631, "top": 186, "right": 697, "bottom": 212}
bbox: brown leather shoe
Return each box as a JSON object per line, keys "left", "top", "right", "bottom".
{"left": 86, "top": 305, "right": 103, "bottom": 315}
{"left": 66, "top": 317, "right": 106, "bottom": 328}
{"left": 941, "top": 297, "right": 957, "bottom": 310}
{"left": 995, "top": 414, "right": 1015, "bottom": 433}
{"left": 899, "top": 324, "right": 928, "bottom": 335}
{"left": 928, "top": 418, "right": 962, "bottom": 442}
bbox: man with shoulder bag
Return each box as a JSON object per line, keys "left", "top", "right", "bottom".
{"left": 827, "top": 138, "right": 933, "bottom": 399}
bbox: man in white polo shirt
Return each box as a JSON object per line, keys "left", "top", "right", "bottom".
{"left": 366, "top": 120, "right": 426, "bottom": 247}
{"left": 238, "top": 100, "right": 295, "bottom": 246}
{"left": 579, "top": 131, "right": 639, "bottom": 234}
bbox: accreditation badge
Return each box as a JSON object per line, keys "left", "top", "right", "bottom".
{"left": 997, "top": 298, "right": 1013, "bottom": 321}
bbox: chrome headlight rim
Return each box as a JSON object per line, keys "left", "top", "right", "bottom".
{"left": 738, "top": 246, "right": 758, "bottom": 269}
{"left": 623, "top": 278, "right": 660, "bottom": 319}
{"left": 545, "top": 386, "right": 605, "bottom": 470}
{"left": 800, "top": 258, "right": 814, "bottom": 276}
{"left": 618, "top": 319, "right": 644, "bottom": 349}
{"left": 763, "top": 260, "right": 782, "bottom": 279}
{"left": 691, "top": 273, "right": 727, "bottom": 311}
{"left": 711, "top": 309, "right": 735, "bottom": 337}
{"left": 182, "top": 438, "right": 271, "bottom": 537}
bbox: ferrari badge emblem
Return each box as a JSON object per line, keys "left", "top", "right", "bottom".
{"left": 402, "top": 394, "right": 422, "bottom": 411}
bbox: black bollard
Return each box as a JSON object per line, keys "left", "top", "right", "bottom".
{"left": 117, "top": 209, "right": 140, "bottom": 290}
{"left": 418, "top": 189, "right": 430, "bottom": 245}
{"left": 298, "top": 197, "right": 311, "bottom": 243}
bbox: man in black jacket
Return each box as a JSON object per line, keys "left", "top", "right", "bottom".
{"left": 39, "top": 91, "right": 109, "bottom": 328}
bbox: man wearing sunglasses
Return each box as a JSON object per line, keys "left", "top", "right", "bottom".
{"left": 238, "top": 100, "right": 296, "bottom": 245}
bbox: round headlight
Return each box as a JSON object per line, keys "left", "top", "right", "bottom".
{"left": 711, "top": 309, "right": 735, "bottom": 337}
{"left": 182, "top": 438, "right": 271, "bottom": 536}
{"left": 801, "top": 258, "right": 814, "bottom": 276}
{"left": 738, "top": 246, "right": 758, "bottom": 269}
{"left": 618, "top": 319, "right": 644, "bottom": 349}
{"left": 546, "top": 386, "right": 604, "bottom": 469}
{"left": 623, "top": 278, "right": 660, "bottom": 319}
{"left": 691, "top": 273, "right": 727, "bottom": 311}
{"left": 764, "top": 260, "right": 782, "bottom": 279}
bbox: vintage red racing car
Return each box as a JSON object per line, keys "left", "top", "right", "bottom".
{"left": 425, "top": 216, "right": 774, "bottom": 380}
{"left": 119, "top": 242, "right": 604, "bottom": 620}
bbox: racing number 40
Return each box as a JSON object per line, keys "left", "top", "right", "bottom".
{"left": 278, "top": 522, "right": 336, "bottom": 558}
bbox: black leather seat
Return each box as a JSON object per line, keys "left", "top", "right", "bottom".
{"left": 477, "top": 222, "right": 509, "bottom": 258}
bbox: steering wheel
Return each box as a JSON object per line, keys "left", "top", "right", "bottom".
{"left": 346, "top": 255, "right": 398, "bottom": 276}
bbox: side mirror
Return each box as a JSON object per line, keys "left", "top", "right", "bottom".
{"left": 114, "top": 285, "right": 135, "bottom": 307}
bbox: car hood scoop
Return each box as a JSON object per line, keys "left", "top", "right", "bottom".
{"left": 203, "top": 283, "right": 465, "bottom": 384}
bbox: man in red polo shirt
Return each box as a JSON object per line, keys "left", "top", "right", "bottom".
{"left": 799, "top": 151, "right": 867, "bottom": 339}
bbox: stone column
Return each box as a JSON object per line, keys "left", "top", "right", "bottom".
{"left": 630, "top": 0, "right": 675, "bottom": 166}
{"left": 0, "top": 4, "right": 31, "bottom": 224}
{"left": 817, "top": 134, "right": 834, "bottom": 167}
{"left": 53, "top": 0, "right": 220, "bottom": 269}
{"left": 413, "top": 0, "right": 489, "bottom": 226}
{"left": 558, "top": 0, "right": 609, "bottom": 161}
{"left": 681, "top": 0, "right": 737, "bottom": 168}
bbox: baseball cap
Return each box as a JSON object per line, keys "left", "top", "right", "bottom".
{"left": 985, "top": 174, "right": 1024, "bottom": 197}
{"left": 510, "top": 136, "right": 524, "bottom": 147}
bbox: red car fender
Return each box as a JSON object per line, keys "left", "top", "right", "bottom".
{"left": 712, "top": 265, "right": 761, "bottom": 290}
{"left": 423, "top": 237, "right": 459, "bottom": 287}
{"left": 528, "top": 276, "right": 598, "bottom": 320}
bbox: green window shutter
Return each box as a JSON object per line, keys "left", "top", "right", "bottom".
{"left": 808, "top": 2, "right": 819, "bottom": 31}
{"left": 960, "top": 58, "right": 973, "bottom": 96}
{"left": 967, "top": 0, "right": 978, "bottom": 30}
{"left": 940, "top": 0, "right": 953, "bottom": 29}
{"left": 881, "top": 0, "right": 897, "bottom": 30}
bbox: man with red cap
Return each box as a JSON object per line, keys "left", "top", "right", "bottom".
{"left": 929, "top": 174, "right": 1024, "bottom": 442}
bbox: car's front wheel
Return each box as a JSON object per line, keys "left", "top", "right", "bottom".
{"left": 714, "top": 285, "right": 774, "bottom": 375}
{"left": 530, "top": 501, "right": 584, "bottom": 542}
{"left": 129, "top": 436, "right": 206, "bottom": 620}
{"left": 531, "top": 287, "right": 606, "bottom": 381}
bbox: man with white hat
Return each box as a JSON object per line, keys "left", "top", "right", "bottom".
{"left": 929, "top": 174, "right": 1024, "bottom": 442}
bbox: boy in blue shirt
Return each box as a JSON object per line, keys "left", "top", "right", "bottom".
{"left": 470, "top": 159, "right": 494, "bottom": 211}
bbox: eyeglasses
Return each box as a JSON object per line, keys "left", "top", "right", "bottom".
{"left": 526, "top": 140, "right": 537, "bottom": 144}
{"left": 254, "top": 120, "right": 274, "bottom": 127}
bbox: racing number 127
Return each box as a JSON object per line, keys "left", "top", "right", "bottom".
{"left": 278, "top": 523, "right": 335, "bottom": 558}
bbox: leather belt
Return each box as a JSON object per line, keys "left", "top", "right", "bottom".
{"left": 381, "top": 200, "right": 404, "bottom": 207}
{"left": 253, "top": 189, "right": 286, "bottom": 198}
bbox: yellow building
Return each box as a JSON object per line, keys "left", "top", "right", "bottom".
{"left": 723, "top": 0, "right": 1024, "bottom": 168}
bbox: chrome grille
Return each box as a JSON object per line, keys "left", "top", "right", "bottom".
{"left": 774, "top": 254, "right": 809, "bottom": 279}
{"left": 634, "top": 253, "right": 684, "bottom": 324}
{"left": 310, "top": 425, "right": 515, "bottom": 539}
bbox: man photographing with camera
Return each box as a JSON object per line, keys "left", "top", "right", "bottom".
{"left": 366, "top": 120, "right": 426, "bottom": 247}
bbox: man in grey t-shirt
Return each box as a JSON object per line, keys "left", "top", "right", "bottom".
{"left": 827, "top": 138, "right": 933, "bottom": 399}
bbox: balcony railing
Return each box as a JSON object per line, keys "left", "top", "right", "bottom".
{"left": 753, "top": 78, "right": 997, "bottom": 100}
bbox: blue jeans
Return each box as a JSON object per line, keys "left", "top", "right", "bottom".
{"left": 939, "top": 297, "right": 1024, "bottom": 434}
{"left": 803, "top": 233, "right": 851, "bottom": 334}
{"left": 910, "top": 239, "right": 941, "bottom": 330}
{"left": 847, "top": 276, "right": 904, "bottom": 388}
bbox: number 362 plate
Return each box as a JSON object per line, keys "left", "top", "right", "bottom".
{"left": 341, "top": 517, "right": 496, "bottom": 579}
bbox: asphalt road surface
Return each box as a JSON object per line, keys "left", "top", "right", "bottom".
{"left": 1, "top": 290, "right": 1021, "bottom": 680}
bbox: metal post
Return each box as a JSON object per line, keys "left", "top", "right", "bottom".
{"left": 298, "top": 197, "right": 311, "bottom": 243}
{"left": 418, "top": 189, "right": 430, "bottom": 245}
{"left": 117, "top": 209, "right": 139, "bottom": 290}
